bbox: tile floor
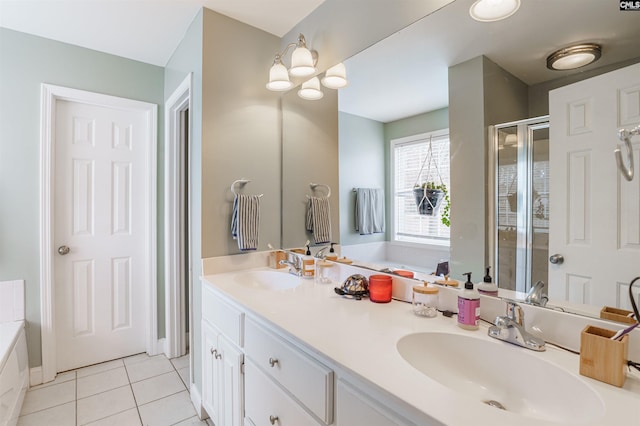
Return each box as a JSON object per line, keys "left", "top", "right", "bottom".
{"left": 18, "top": 353, "right": 212, "bottom": 426}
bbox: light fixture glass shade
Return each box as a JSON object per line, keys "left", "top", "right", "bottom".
{"left": 321, "top": 63, "right": 348, "bottom": 89}
{"left": 469, "top": 0, "right": 520, "bottom": 22}
{"left": 298, "top": 77, "right": 324, "bottom": 100}
{"left": 289, "top": 46, "right": 316, "bottom": 77}
{"left": 266, "top": 62, "right": 293, "bottom": 91}
{"left": 546, "top": 44, "right": 602, "bottom": 70}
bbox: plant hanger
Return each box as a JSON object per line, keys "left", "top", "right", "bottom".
{"left": 413, "top": 135, "right": 446, "bottom": 211}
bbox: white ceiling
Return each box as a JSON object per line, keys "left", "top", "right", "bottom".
{"left": 2, "top": 0, "right": 638, "bottom": 123}
{"left": 0, "top": 0, "right": 325, "bottom": 67}
{"left": 340, "top": 0, "right": 640, "bottom": 123}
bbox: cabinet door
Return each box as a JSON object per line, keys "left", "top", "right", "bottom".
{"left": 219, "top": 335, "right": 244, "bottom": 426}
{"left": 336, "top": 380, "right": 411, "bottom": 426}
{"left": 202, "top": 321, "right": 220, "bottom": 424}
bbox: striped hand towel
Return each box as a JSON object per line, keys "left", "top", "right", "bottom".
{"left": 355, "top": 188, "right": 385, "bottom": 235}
{"left": 306, "top": 196, "right": 331, "bottom": 244}
{"left": 231, "top": 194, "right": 260, "bottom": 251}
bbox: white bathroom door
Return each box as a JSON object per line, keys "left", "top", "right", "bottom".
{"left": 54, "top": 98, "right": 150, "bottom": 372}
{"left": 548, "top": 63, "right": 640, "bottom": 309}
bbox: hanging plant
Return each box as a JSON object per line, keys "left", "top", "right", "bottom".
{"left": 413, "top": 182, "right": 450, "bottom": 226}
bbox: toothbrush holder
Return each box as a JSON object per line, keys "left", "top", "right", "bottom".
{"left": 579, "top": 325, "right": 629, "bottom": 387}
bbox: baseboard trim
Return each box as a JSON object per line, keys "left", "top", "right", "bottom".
{"left": 29, "top": 366, "right": 43, "bottom": 387}
{"left": 190, "top": 383, "right": 208, "bottom": 420}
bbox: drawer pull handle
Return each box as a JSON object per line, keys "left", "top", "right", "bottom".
{"left": 213, "top": 349, "right": 222, "bottom": 360}
{"left": 268, "top": 357, "right": 279, "bottom": 367}
{"left": 269, "top": 415, "right": 279, "bottom": 424}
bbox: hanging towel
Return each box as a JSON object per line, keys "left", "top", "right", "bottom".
{"left": 231, "top": 194, "right": 260, "bottom": 250}
{"left": 355, "top": 188, "right": 385, "bottom": 235}
{"left": 306, "top": 196, "right": 332, "bottom": 244}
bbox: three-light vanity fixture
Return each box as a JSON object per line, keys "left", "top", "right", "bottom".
{"left": 266, "top": 33, "right": 348, "bottom": 100}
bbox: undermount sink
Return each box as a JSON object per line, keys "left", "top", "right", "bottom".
{"left": 233, "top": 270, "right": 303, "bottom": 290}
{"left": 397, "top": 332, "right": 605, "bottom": 424}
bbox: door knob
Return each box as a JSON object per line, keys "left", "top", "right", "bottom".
{"left": 269, "top": 415, "right": 279, "bottom": 425}
{"left": 58, "top": 246, "right": 70, "bottom": 255}
{"left": 549, "top": 254, "right": 564, "bottom": 264}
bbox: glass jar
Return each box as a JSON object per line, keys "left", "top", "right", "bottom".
{"left": 315, "top": 260, "right": 336, "bottom": 284}
{"left": 412, "top": 285, "right": 439, "bottom": 317}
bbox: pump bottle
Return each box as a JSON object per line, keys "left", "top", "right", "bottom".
{"left": 457, "top": 272, "right": 480, "bottom": 330}
{"left": 477, "top": 266, "right": 499, "bottom": 296}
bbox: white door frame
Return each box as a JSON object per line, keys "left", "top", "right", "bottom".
{"left": 164, "top": 74, "right": 192, "bottom": 359}
{"left": 39, "top": 84, "right": 158, "bottom": 383}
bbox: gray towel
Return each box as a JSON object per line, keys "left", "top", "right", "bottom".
{"left": 231, "top": 194, "right": 260, "bottom": 250}
{"left": 355, "top": 188, "right": 385, "bottom": 235}
{"left": 306, "top": 196, "right": 331, "bottom": 244}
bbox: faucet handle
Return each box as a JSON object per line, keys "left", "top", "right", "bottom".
{"left": 506, "top": 301, "right": 524, "bottom": 326}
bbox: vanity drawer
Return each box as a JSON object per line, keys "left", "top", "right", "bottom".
{"left": 202, "top": 283, "right": 244, "bottom": 347}
{"left": 245, "top": 318, "right": 333, "bottom": 424}
{"left": 245, "top": 360, "right": 320, "bottom": 426}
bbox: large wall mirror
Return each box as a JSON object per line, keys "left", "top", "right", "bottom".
{"left": 280, "top": 0, "right": 640, "bottom": 323}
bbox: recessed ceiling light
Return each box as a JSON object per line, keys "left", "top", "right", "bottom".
{"left": 546, "top": 43, "right": 602, "bottom": 70}
{"left": 469, "top": 0, "right": 521, "bottom": 22}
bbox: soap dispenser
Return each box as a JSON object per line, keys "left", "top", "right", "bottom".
{"left": 457, "top": 272, "right": 480, "bottom": 330}
{"left": 302, "top": 243, "right": 315, "bottom": 279}
{"left": 477, "top": 266, "right": 499, "bottom": 296}
{"left": 326, "top": 242, "right": 338, "bottom": 261}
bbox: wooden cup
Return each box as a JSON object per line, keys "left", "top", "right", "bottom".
{"left": 579, "top": 325, "right": 629, "bottom": 387}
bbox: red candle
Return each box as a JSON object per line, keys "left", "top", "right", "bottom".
{"left": 368, "top": 275, "right": 392, "bottom": 303}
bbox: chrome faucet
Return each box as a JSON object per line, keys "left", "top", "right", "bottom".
{"left": 488, "top": 301, "right": 546, "bottom": 351}
{"left": 525, "top": 280, "right": 549, "bottom": 307}
{"left": 279, "top": 251, "right": 303, "bottom": 276}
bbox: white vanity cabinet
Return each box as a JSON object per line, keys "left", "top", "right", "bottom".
{"left": 201, "top": 278, "right": 429, "bottom": 426}
{"left": 202, "top": 284, "right": 245, "bottom": 426}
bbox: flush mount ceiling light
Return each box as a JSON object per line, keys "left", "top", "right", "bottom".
{"left": 298, "top": 77, "right": 324, "bottom": 100}
{"left": 469, "top": 0, "right": 520, "bottom": 22}
{"left": 546, "top": 43, "right": 602, "bottom": 71}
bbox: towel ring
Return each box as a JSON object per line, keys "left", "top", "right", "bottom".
{"left": 231, "top": 179, "right": 263, "bottom": 197}
{"left": 309, "top": 182, "right": 331, "bottom": 198}
{"left": 615, "top": 125, "right": 638, "bottom": 182}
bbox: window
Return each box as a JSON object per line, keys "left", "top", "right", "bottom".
{"left": 391, "top": 130, "right": 450, "bottom": 245}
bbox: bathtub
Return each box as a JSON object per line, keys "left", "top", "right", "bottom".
{"left": 0, "top": 321, "right": 28, "bottom": 426}
{"left": 0, "top": 321, "right": 29, "bottom": 426}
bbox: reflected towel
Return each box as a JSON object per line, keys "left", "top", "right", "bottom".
{"left": 355, "top": 188, "right": 385, "bottom": 235}
{"left": 306, "top": 196, "right": 331, "bottom": 244}
{"left": 231, "top": 194, "right": 260, "bottom": 250}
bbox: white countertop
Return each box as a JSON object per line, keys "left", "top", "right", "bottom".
{"left": 203, "top": 266, "right": 640, "bottom": 426}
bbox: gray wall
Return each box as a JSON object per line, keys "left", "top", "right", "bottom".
{"left": 0, "top": 28, "right": 165, "bottom": 367}
{"left": 338, "top": 112, "right": 385, "bottom": 246}
{"left": 201, "top": 9, "right": 281, "bottom": 258}
{"left": 282, "top": 90, "right": 340, "bottom": 249}
{"left": 163, "top": 9, "right": 204, "bottom": 391}
{"left": 448, "top": 56, "right": 528, "bottom": 281}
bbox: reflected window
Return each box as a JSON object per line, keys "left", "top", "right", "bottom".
{"left": 391, "top": 129, "right": 450, "bottom": 246}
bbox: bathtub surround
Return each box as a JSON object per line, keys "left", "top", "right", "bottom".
{"left": 0, "top": 280, "right": 28, "bottom": 426}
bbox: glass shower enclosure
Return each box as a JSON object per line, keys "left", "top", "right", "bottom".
{"left": 488, "top": 116, "right": 550, "bottom": 294}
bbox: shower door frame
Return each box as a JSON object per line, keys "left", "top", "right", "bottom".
{"left": 488, "top": 115, "right": 549, "bottom": 294}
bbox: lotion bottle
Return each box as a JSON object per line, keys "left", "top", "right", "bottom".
{"left": 302, "top": 244, "right": 315, "bottom": 279}
{"left": 477, "top": 266, "right": 499, "bottom": 296}
{"left": 457, "top": 272, "right": 480, "bottom": 330}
